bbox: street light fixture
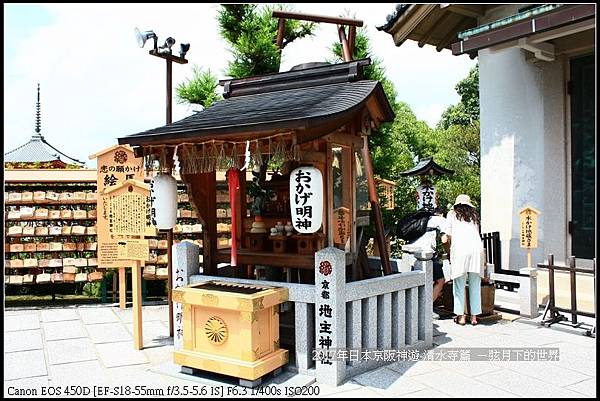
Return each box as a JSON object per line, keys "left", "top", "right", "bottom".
{"left": 159, "top": 37, "right": 176, "bottom": 54}
{"left": 135, "top": 27, "right": 158, "bottom": 50}
{"left": 135, "top": 27, "right": 190, "bottom": 338}
{"left": 179, "top": 43, "right": 190, "bottom": 58}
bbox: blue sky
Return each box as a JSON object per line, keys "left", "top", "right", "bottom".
{"left": 3, "top": 3, "right": 476, "bottom": 167}
{"left": 4, "top": 4, "right": 54, "bottom": 63}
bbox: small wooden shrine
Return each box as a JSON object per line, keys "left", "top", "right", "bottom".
{"left": 118, "top": 58, "right": 394, "bottom": 282}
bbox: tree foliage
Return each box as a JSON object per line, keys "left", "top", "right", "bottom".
{"left": 174, "top": 9, "right": 482, "bottom": 222}
{"left": 430, "top": 64, "right": 481, "bottom": 208}
{"left": 438, "top": 64, "right": 479, "bottom": 130}
{"left": 176, "top": 66, "right": 220, "bottom": 108}
{"left": 176, "top": 4, "right": 315, "bottom": 107}
{"left": 329, "top": 27, "right": 481, "bottom": 227}
{"left": 218, "top": 4, "right": 315, "bottom": 79}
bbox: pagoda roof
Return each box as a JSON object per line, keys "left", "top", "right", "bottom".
{"left": 400, "top": 157, "right": 454, "bottom": 177}
{"left": 5, "top": 134, "right": 85, "bottom": 166}
{"left": 5, "top": 83, "right": 85, "bottom": 166}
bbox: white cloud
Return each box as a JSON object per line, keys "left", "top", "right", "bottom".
{"left": 413, "top": 103, "right": 447, "bottom": 128}
{"left": 4, "top": 3, "right": 476, "bottom": 166}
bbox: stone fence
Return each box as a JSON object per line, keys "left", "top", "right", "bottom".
{"left": 173, "top": 242, "right": 433, "bottom": 386}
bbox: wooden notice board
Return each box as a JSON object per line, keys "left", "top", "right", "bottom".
{"left": 90, "top": 145, "right": 146, "bottom": 268}
{"left": 519, "top": 206, "right": 540, "bottom": 249}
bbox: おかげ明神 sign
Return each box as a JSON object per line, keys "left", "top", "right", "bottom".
{"left": 290, "top": 166, "right": 323, "bottom": 234}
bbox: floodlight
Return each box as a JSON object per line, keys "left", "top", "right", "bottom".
{"left": 135, "top": 27, "right": 157, "bottom": 49}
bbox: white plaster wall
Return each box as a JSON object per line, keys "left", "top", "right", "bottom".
{"left": 479, "top": 47, "right": 566, "bottom": 270}
{"left": 540, "top": 57, "right": 567, "bottom": 265}
{"left": 479, "top": 4, "right": 525, "bottom": 25}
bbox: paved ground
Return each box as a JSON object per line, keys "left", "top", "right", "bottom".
{"left": 4, "top": 303, "right": 596, "bottom": 398}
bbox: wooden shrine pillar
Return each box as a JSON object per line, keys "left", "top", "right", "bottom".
{"left": 361, "top": 135, "right": 392, "bottom": 276}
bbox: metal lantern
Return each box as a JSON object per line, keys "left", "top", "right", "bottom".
{"left": 151, "top": 172, "right": 177, "bottom": 229}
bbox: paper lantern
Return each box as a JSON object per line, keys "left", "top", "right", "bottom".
{"left": 290, "top": 166, "right": 323, "bottom": 234}
{"left": 151, "top": 173, "right": 177, "bottom": 229}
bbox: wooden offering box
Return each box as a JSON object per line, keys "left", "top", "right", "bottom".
{"left": 173, "top": 281, "right": 289, "bottom": 384}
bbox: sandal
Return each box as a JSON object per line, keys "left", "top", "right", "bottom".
{"left": 453, "top": 315, "right": 466, "bottom": 326}
{"left": 471, "top": 317, "right": 478, "bottom": 326}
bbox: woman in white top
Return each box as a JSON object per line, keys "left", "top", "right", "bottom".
{"left": 446, "top": 194, "right": 483, "bottom": 325}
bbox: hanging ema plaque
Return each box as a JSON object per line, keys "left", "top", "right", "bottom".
{"left": 290, "top": 166, "right": 323, "bottom": 234}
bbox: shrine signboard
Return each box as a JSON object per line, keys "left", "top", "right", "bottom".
{"left": 333, "top": 207, "right": 351, "bottom": 247}
{"left": 98, "top": 179, "right": 155, "bottom": 267}
{"left": 519, "top": 206, "right": 540, "bottom": 249}
{"left": 519, "top": 206, "right": 540, "bottom": 268}
{"left": 89, "top": 145, "right": 148, "bottom": 268}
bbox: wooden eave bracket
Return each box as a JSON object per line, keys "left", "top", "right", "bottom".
{"left": 517, "top": 37, "right": 555, "bottom": 62}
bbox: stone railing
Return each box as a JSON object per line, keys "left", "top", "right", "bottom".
{"left": 174, "top": 242, "right": 433, "bottom": 386}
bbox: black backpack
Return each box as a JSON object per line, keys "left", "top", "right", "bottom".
{"left": 396, "top": 210, "right": 433, "bottom": 242}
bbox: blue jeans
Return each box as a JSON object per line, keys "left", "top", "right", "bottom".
{"left": 452, "top": 273, "right": 482, "bottom": 316}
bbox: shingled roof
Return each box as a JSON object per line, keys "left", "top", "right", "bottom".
{"left": 400, "top": 157, "right": 454, "bottom": 177}
{"left": 4, "top": 84, "right": 85, "bottom": 166}
{"left": 118, "top": 58, "right": 395, "bottom": 147}
{"left": 5, "top": 134, "right": 84, "bottom": 165}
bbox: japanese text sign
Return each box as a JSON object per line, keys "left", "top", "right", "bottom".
{"left": 333, "top": 207, "right": 350, "bottom": 246}
{"left": 91, "top": 145, "right": 145, "bottom": 268}
{"left": 290, "top": 166, "right": 323, "bottom": 234}
{"left": 105, "top": 181, "right": 154, "bottom": 237}
{"left": 417, "top": 181, "right": 437, "bottom": 211}
{"left": 519, "top": 206, "right": 540, "bottom": 249}
{"left": 314, "top": 247, "right": 345, "bottom": 385}
{"left": 117, "top": 239, "right": 149, "bottom": 261}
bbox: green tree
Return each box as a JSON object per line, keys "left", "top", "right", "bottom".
{"left": 176, "top": 66, "right": 220, "bottom": 108}
{"left": 330, "top": 27, "right": 430, "bottom": 231}
{"left": 176, "top": 4, "right": 315, "bottom": 107}
{"left": 429, "top": 122, "right": 480, "bottom": 209}
{"left": 438, "top": 64, "right": 479, "bottom": 130}
{"left": 218, "top": 4, "right": 315, "bottom": 79}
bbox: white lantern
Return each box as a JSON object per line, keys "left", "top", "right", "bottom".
{"left": 290, "top": 166, "right": 323, "bottom": 234}
{"left": 151, "top": 172, "right": 178, "bottom": 229}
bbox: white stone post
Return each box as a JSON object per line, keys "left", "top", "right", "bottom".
{"left": 172, "top": 241, "right": 200, "bottom": 350}
{"left": 518, "top": 267, "right": 539, "bottom": 318}
{"left": 315, "top": 247, "right": 346, "bottom": 386}
{"left": 413, "top": 250, "right": 434, "bottom": 347}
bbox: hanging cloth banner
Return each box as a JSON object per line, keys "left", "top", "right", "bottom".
{"left": 227, "top": 168, "right": 240, "bottom": 267}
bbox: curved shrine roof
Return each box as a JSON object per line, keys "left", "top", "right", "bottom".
{"left": 400, "top": 157, "right": 454, "bottom": 177}
{"left": 118, "top": 59, "right": 395, "bottom": 147}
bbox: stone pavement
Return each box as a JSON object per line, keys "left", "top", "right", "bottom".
{"left": 4, "top": 304, "right": 596, "bottom": 398}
